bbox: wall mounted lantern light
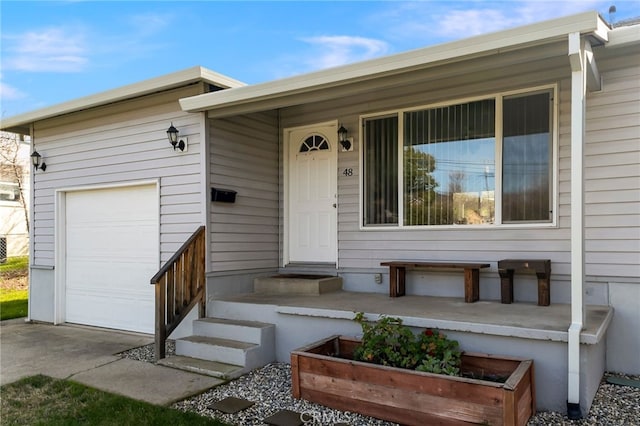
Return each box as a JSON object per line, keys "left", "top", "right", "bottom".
{"left": 166, "top": 123, "right": 187, "bottom": 152}
{"left": 338, "top": 125, "right": 353, "bottom": 152}
{"left": 31, "top": 151, "right": 47, "bottom": 172}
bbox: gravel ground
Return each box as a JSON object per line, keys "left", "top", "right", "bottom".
{"left": 121, "top": 343, "right": 640, "bottom": 425}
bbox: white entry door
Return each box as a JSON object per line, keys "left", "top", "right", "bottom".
{"left": 64, "top": 184, "right": 158, "bottom": 333}
{"left": 287, "top": 124, "right": 338, "bottom": 263}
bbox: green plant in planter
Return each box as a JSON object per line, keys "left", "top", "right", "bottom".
{"left": 353, "top": 312, "right": 461, "bottom": 376}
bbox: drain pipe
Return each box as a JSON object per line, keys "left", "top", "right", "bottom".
{"left": 567, "top": 32, "right": 588, "bottom": 420}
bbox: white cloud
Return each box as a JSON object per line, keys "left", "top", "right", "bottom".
{"left": 372, "top": 0, "right": 612, "bottom": 43}
{"left": 126, "top": 12, "right": 172, "bottom": 37}
{"left": 434, "top": 0, "right": 607, "bottom": 37}
{"left": 301, "top": 36, "right": 389, "bottom": 70}
{"left": 434, "top": 8, "right": 520, "bottom": 37}
{"left": 3, "top": 27, "right": 88, "bottom": 72}
{"left": 0, "top": 81, "right": 26, "bottom": 101}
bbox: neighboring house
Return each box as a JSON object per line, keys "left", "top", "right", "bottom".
{"left": 1, "top": 11, "right": 638, "bottom": 419}
{"left": 0, "top": 132, "right": 30, "bottom": 261}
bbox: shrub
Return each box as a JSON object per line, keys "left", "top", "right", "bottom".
{"left": 353, "top": 312, "right": 461, "bottom": 376}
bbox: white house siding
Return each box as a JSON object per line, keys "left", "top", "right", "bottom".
{"left": 28, "top": 85, "right": 207, "bottom": 322}
{"left": 587, "top": 45, "right": 640, "bottom": 375}
{"left": 276, "top": 42, "right": 581, "bottom": 301}
{"left": 208, "top": 111, "right": 280, "bottom": 275}
{"left": 584, "top": 46, "right": 640, "bottom": 282}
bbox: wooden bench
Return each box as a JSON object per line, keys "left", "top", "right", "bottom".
{"left": 498, "top": 259, "right": 551, "bottom": 306}
{"left": 380, "top": 261, "right": 490, "bottom": 303}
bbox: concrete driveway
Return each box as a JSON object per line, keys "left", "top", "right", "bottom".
{"left": 0, "top": 319, "right": 224, "bottom": 405}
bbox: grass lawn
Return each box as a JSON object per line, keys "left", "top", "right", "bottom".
{"left": 1, "top": 375, "right": 231, "bottom": 425}
{"left": 0, "top": 288, "right": 28, "bottom": 320}
{"left": 1, "top": 256, "right": 29, "bottom": 320}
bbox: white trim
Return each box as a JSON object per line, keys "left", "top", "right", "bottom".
{"left": 283, "top": 121, "right": 338, "bottom": 266}
{"left": 199, "top": 112, "right": 211, "bottom": 273}
{"left": 27, "top": 124, "right": 35, "bottom": 321}
{"left": 607, "top": 24, "right": 640, "bottom": 47}
{"left": 54, "top": 190, "right": 66, "bottom": 325}
{"left": 494, "top": 94, "right": 504, "bottom": 225}
{"left": 551, "top": 85, "right": 560, "bottom": 230}
{"left": 53, "top": 180, "right": 160, "bottom": 325}
{"left": 1, "top": 67, "right": 245, "bottom": 134}
{"left": 358, "top": 116, "right": 364, "bottom": 230}
{"left": 397, "top": 114, "right": 404, "bottom": 227}
{"left": 568, "top": 31, "right": 587, "bottom": 408}
{"left": 55, "top": 179, "right": 160, "bottom": 195}
{"left": 180, "top": 12, "right": 608, "bottom": 117}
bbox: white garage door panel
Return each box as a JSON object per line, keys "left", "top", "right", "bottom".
{"left": 65, "top": 185, "right": 158, "bottom": 334}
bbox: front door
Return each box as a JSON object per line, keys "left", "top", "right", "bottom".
{"left": 287, "top": 123, "right": 338, "bottom": 264}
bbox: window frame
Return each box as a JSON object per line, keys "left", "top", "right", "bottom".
{"left": 359, "top": 84, "right": 558, "bottom": 230}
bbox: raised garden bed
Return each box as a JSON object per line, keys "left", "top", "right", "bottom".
{"left": 291, "top": 335, "right": 535, "bottom": 426}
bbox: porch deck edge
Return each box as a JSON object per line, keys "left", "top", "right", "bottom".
{"left": 215, "top": 290, "right": 612, "bottom": 345}
{"left": 276, "top": 304, "right": 611, "bottom": 344}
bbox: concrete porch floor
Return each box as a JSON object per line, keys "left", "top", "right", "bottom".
{"left": 215, "top": 291, "right": 612, "bottom": 344}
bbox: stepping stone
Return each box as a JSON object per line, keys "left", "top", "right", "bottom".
{"left": 263, "top": 409, "right": 303, "bottom": 426}
{"left": 607, "top": 376, "right": 640, "bottom": 389}
{"left": 208, "top": 396, "right": 254, "bottom": 414}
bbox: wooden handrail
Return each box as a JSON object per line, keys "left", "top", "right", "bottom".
{"left": 150, "top": 226, "right": 206, "bottom": 360}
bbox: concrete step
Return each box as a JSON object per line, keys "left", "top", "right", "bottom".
{"left": 193, "top": 317, "right": 274, "bottom": 345}
{"left": 176, "top": 335, "right": 257, "bottom": 366}
{"left": 254, "top": 274, "right": 342, "bottom": 295}
{"left": 174, "top": 317, "right": 277, "bottom": 371}
{"left": 157, "top": 355, "right": 246, "bottom": 380}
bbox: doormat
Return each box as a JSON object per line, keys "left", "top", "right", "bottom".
{"left": 208, "top": 396, "right": 254, "bottom": 414}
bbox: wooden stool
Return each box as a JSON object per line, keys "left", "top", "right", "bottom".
{"left": 498, "top": 259, "right": 551, "bottom": 306}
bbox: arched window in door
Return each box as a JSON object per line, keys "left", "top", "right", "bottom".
{"left": 299, "top": 134, "right": 330, "bottom": 152}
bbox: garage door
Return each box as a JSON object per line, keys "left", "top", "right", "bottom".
{"left": 65, "top": 184, "right": 158, "bottom": 333}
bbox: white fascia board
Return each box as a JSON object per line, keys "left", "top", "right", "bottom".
{"left": 181, "top": 11, "right": 607, "bottom": 115}
{"left": 0, "top": 66, "right": 245, "bottom": 135}
{"left": 607, "top": 24, "right": 640, "bottom": 47}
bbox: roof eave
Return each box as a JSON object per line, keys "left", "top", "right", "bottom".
{"left": 606, "top": 23, "right": 640, "bottom": 47}
{"left": 180, "top": 11, "right": 611, "bottom": 117}
{"left": 0, "top": 66, "right": 245, "bottom": 135}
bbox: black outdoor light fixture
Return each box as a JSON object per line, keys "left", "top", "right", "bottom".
{"left": 31, "top": 151, "right": 47, "bottom": 172}
{"left": 338, "top": 125, "right": 352, "bottom": 151}
{"left": 166, "top": 123, "right": 186, "bottom": 151}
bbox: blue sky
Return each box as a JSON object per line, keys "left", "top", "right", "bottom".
{"left": 1, "top": 1, "right": 638, "bottom": 117}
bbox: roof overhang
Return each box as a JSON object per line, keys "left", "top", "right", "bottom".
{"left": 181, "top": 11, "right": 612, "bottom": 118}
{"left": 0, "top": 66, "right": 245, "bottom": 135}
{"left": 606, "top": 23, "right": 640, "bottom": 47}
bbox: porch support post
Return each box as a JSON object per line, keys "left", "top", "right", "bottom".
{"left": 567, "top": 31, "right": 591, "bottom": 419}
{"left": 27, "top": 123, "right": 35, "bottom": 322}
{"left": 199, "top": 111, "right": 210, "bottom": 318}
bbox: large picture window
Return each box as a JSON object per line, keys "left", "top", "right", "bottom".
{"left": 363, "top": 89, "right": 553, "bottom": 227}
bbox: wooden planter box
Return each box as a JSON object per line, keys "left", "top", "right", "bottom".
{"left": 291, "top": 335, "right": 535, "bottom": 426}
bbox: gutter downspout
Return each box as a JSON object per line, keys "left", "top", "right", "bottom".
{"left": 567, "top": 31, "right": 587, "bottom": 419}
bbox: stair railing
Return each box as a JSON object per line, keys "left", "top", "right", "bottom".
{"left": 150, "top": 225, "right": 206, "bottom": 360}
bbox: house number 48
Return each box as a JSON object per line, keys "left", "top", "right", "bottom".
{"left": 342, "top": 168, "right": 354, "bottom": 177}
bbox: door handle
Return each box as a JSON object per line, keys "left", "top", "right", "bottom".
{"left": 332, "top": 203, "right": 337, "bottom": 208}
